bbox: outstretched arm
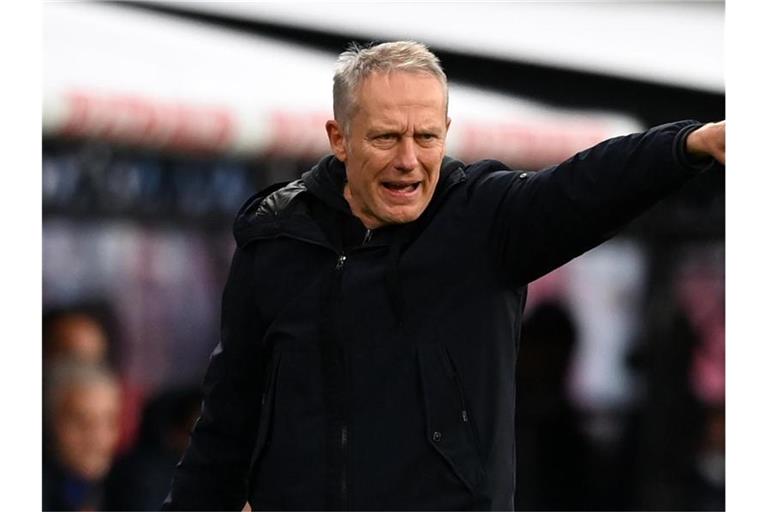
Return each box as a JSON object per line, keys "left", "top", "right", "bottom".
{"left": 481, "top": 120, "right": 724, "bottom": 286}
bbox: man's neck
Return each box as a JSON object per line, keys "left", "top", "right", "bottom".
{"left": 343, "top": 182, "right": 384, "bottom": 230}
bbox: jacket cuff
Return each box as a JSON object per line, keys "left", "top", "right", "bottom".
{"left": 673, "top": 121, "right": 719, "bottom": 173}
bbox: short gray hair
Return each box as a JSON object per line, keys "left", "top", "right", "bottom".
{"left": 332, "top": 41, "right": 449, "bottom": 131}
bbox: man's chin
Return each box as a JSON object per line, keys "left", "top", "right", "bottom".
{"left": 378, "top": 205, "right": 426, "bottom": 226}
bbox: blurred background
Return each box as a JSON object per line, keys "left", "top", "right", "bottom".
{"left": 42, "top": 2, "right": 724, "bottom": 510}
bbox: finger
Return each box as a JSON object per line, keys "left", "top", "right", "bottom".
{"left": 715, "top": 148, "right": 725, "bottom": 165}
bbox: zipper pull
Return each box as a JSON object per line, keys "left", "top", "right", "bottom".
{"left": 363, "top": 229, "right": 373, "bottom": 245}
{"left": 335, "top": 254, "right": 347, "bottom": 270}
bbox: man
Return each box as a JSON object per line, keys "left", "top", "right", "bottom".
{"left": 43, "top": 361, "right": 122, "bottom": 511}
{"left": 164, "top": 41, "right": 725, "bottom": 510}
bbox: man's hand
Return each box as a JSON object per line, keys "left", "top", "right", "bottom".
{"left": 686, "top": 121, "right": 726, "bottom": 165}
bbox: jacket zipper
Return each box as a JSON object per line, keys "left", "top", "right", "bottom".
{"left": 340, "top": 424, "right": 349, "bottom": 508}
{"left": 334, "top": 253, "right": 349, "bottom": 508}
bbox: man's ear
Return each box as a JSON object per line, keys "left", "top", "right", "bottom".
{"left": 325, "top": 120, "right": 348, "bottom": 162}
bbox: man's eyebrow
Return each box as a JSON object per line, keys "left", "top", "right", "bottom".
{"left": 366, "top": 122, "right": 444, "bottom": 136}
{"left": 367, "top": 126, "right": 401, "bottom": 136}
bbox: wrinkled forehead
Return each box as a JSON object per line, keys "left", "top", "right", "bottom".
{"left": 353, "top": 70, "right": 448, "bottom": 117}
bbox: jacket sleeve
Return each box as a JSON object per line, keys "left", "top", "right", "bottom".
{"left": 163, "top": 246, "right": 267, "bottom": 511}
{"left": 479, "top": 120, "right": 720, "bottom": 286}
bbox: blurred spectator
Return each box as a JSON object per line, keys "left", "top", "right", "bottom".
{"left": 515, "top": 301, "right": 596, "bottom": 510}
{"left": 43, "top": 303, "right": 144, "bottom": 454}
{"left": 43, "top": 361, "right": 122, "bottom": 511}
{"left": 103, "top": 387, "right": 202, "bottom": 511}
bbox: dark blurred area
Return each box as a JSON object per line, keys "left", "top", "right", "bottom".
{"left": 516, "top": 291, "right": 724, "bottom": 511}
{"left": 42, "top": 3, "right": 724, "bottom": 511}
{"left": 515, "top": 302, "right": 591, "bottom": 510}
{"left": 102, "top": 387, "right": 202, "bottom": 511}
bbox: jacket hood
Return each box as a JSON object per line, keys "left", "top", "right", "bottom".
{"left": 301, "top": 154, "right": 351, "bottom": 214}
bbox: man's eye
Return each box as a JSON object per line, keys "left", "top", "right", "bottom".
{"left": 417, "top": 133, "right": 437, "bottom": 142}
{"left": 376, "top": 134, "right": 397, "bottom": 141}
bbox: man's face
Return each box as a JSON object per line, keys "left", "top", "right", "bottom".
{"left": 52, "top": 382, "right": 120, "bottom": 481}
{"left": 327, "top": 71, "right": 450, "bottom": 229}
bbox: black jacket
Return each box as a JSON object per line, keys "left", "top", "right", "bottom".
{"left": 164, "top": 121, "right": 716, "bottom": 511}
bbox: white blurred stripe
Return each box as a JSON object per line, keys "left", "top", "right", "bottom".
{"left": 43, "top": 2, "right": 642, "bottom": 166}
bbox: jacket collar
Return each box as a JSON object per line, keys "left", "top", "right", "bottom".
{"left": 233, "top": 154, "right": 466, "bottom": 249}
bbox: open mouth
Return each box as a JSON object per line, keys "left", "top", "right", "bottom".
{"left": 382, "top": 181, "right": 420, "bottom": 193}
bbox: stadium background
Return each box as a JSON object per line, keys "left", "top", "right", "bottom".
{"left": 42, "top": 2, "right": 724, "bottom": 510}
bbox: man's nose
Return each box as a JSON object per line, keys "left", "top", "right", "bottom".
{"left": 394, "top": 136, "right": 418, "bottom": 172}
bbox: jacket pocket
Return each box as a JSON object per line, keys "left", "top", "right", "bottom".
{"left": 417, "top": 343, "right": 486, "bottom": 494}
{"left": 248, "top": 351, "right": 282, "bottom": 479}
